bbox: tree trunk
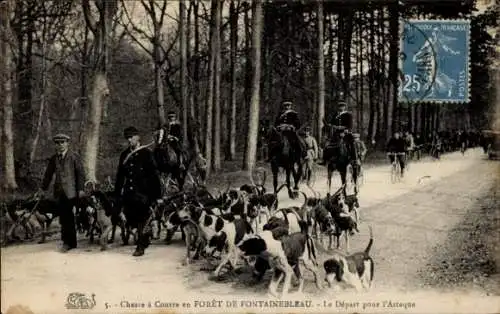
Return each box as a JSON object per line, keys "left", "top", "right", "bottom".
{"left": 82, "top": 0, "right": 117, "bottom": 182}
{"left": 193, "top": 0, "right": 200, "bottom": 132}
{"left": 205, "top": 0, "right": 217, "bottom": 175}
{"left": 316, "top": 0, "right": 325, "bottom": 143}
{"left": 358, "top": 13, "right": 365, "bottom": 137}
{"left": 212, "top": 0, "right": 222, "bottom": 171}
{"left": 1, "top": 0, "right": 18, "bottom": 190}
{"left": 336, "top": 11, "right": 343, "bottom": 99}
{"left": 367, "top": 10, "right": 376, "bottom": 142}
{"left": 342, "top": 11, "right": 354, "bottom": 100}
{"left": 155, "top": 58, "right": 165, "bottom": 125}
{"left": 244, "top": 0, "right": 262, "bottom": 171}
{"left": 242, "top": 3, "right": 252, "bottom": 166}
{"left": 83, "top": 72, "right": 109, "bottom": 182}
{"left": 29, "top": 42, "right": 47, "bottom": 165}
{"left": 180, "top": 0, "right": 188, "bottom": 143}
{"left": 227, "top": 0, "right": 238, "bottom": 161}
{"left": 15, "top": 2, "right": 34, "bottom": 166}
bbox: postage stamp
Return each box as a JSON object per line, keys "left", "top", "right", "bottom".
{"left": 399, "top": 19, "right": 471, "bottom": 103}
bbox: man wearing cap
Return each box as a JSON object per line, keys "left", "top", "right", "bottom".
{"left": 319, "top": 101, "right": 358, "bottom": 165}
{"left": 165, "top": 111, "right": 185, "bottom": 170}
{"left": 114, "top": 126, "right": 162, "bottom": 256}
{"left": 269, "top": 101, "right": 307, "bottom": 161}
{"left": 38, "top": 133, "right": 85, "bottom": 252}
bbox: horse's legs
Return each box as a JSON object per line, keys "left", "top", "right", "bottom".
{"left": 272, "top": 163, "right": 279, "bottom": 194}
{"left": 327, "top": 164, "right": 333, "bottom": 194}
{"left": 285, "top": 167, "right": 293, "bottom": 198}
{"left": 292, "top": 163, "right": 301, "bottom": 191}
{"left": 352, "top": 164, "right": 359, "bottom": 195}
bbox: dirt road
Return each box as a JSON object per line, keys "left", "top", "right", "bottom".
{"left": 2, "top": 149, "right": 499, "bottom": 314}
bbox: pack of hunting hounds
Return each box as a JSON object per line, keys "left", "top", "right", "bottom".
{"left": 3, "top": 173, "right": 374, "bottom": 298}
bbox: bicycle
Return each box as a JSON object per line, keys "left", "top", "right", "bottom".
{"left": 460, "top": 141, "right": 467, "bottom": 155}
{"left": 387, "top": 152, "right": 406, "bottom": 183}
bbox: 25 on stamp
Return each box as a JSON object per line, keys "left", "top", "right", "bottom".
{"left": 400, "top": 19, "right": 471, "bottom": 103}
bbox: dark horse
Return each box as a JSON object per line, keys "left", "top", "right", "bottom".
{"left": 268, "top": 125, "right": 304, "bottom": 199}
{"left": 322, "top": 124, "right": 358, "bottom": 195}
{"left": 153, "top": 126, "right": 207, "bottom": 192}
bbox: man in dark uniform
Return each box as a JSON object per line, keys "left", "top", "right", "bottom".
{"left": 165, "top": 111, "right": 185, "bottom": 170}
{"left": 320, "top": 101, "right": 358, "bottom": 165}
{"left": 37, "top": 133, "right": 85, "bottom": 253}
{"left": 114, "top": 126, "right": 162, "bottom": 256}
{"left": 268, "top": 101, "right": 307, "bottom": 161}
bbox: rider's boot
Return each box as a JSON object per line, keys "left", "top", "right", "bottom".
{"left": 178, "top": 152, "right": 186, "bottom": 170}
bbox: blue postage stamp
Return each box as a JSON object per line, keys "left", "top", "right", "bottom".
{"left": 399, "top": 19, "right": 471, "bottom": 103}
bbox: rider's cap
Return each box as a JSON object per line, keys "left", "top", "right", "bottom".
{"left": 353, "top": 133, "right": 360, "bottom": 138}
{"left": 124, "top": 126, "right": 139, "bottom": 138}
{"left": 282, "top": 101, "right": 292, "bottom": 106}
{"left": 338, "top": 100, "right": 347, "bottom": 106}
{"left": 167, "top": 111, "right": 177, "bottom": 117}
{"left": 53, "top": 133, "right": 70, "bottom": 142}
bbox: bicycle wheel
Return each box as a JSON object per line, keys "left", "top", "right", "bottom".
{"left": 396, "top": 162, "right": 402, "bottom": 182}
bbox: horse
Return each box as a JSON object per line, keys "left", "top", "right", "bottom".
{"left": 267, "top": 125, "right": 304, "bottom": 199}
{"left": 322, "top": 124, "right": 358, "bottom": 195}
{"left": 153, "top": 126, "right": 207, "bottom": 192}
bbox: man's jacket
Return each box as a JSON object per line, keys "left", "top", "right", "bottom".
{"left": 114, "top": 147, "right": 162, "bottom": 202}
{"left": 274, "top": 110, "right": 301, "bottom": 130}
{"left": 42, "top": 150, "right": 85, "bottom": 199}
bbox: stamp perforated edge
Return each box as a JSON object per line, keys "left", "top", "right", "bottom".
{"left": 399, "top": 18, "right": 471, "bottom": 104}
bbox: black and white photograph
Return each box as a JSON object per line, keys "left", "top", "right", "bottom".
{"left": 0, "top": 0, "right": 498, "bottom": 313}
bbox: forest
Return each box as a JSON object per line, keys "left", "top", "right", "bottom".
{"left": 0, "top": 0, "right": 498, "bottom": 192}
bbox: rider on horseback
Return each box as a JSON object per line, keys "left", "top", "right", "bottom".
{"left": 268, "top": 101, "right": 307, "bottom": 162}
{"left": 319, "top": 100, "right": 358, "bottom": 166}
{"left": 164, "top": 111, "right": 185, "bottom": 170}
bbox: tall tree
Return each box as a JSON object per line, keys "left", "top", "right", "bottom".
{"left": 226, "top": 0, "right": 238, "bottom": 161}
{"left": 212, "top": 0, "right": 222, "bottom": 171}
{"left": 316, "top": 0, "right": 325, "bottom": 143}
{"left": 29, "top": 1, "right": 74, "bottom": 166}
{"left": 180, "top": 0, "right": 188, "bottom": 142}
{"left": 205, "top": 0, "right": 217, "bottom": 176}
{"left": 242, "top": 2, "right": 251, "bottom": 167}
{"left": 244, "top": 0, "right": 263, "bottom": 171}
{"left": 388, "top": 3, "right": 399, "bottom": 136}
{"left": 82, "top": 0, "right": 118, "bottom": 182}
{"left": 1, "top": 0, "right": 17, "bottom": 190}
{"left": 121, "top": 0, "right": 171, "bottom": 126}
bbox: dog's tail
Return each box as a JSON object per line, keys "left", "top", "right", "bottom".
{"left": 306, "top": 234, "right": 318, "bottom": 267}
{"left": 300, "top": 191, "right": 308, "bottom": 209}
{"left": 275, "top": 183, "right": 288, "bottom": 195}
{"left": 364, "top": 225, "right": 374, "bottom": 256}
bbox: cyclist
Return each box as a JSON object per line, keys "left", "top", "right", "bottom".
{"left": 404, "top": 131, "right": 415, "bottom": 160}
{"left": 458, "top": 129, "right": 468, "bottom": 154}
{"left": 431, "top": 132, "right": 442, "bottom": 159}
{"left": 386, "top": 131, "right": 407, "bottom": 177}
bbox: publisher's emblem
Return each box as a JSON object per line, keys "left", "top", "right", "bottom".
{"left": 65, "top": 292, "right": 96, "bottom": 310}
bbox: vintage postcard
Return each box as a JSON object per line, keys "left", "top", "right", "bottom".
{"left": 1, "top": 0, "right": 499, "bottom": 313}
